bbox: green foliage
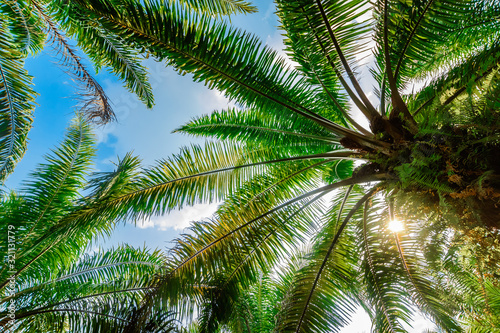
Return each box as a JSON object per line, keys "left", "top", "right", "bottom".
{"left": 3, "top": 0, "right": 500, "bottom": 331}
{"left": 0, "top": 117, "right": 178, "bottom": 331}
{"left": 322, "top": 160, "right": 354, "bottom": 183}
{"left": 82, "top": 0, "right": 499, "bottom": 331}
{"left": 173, "top": 0, "right": 258, "bottom": 16}
{"left": 0, "top": 28, "right": 36, "bottom": 183}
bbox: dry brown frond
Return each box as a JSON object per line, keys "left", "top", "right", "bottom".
{"left": 32, "top": 1, "right": 115, "bottom": 124}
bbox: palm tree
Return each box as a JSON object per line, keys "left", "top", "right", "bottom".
{"left": 30, "top": 0, "right": 500, "bottom": 331}
{"left": 0, "top": 0, "right": 257, "bottom": 183}
{"left": 0, "top": 116, "right": 180, "bottom": 332}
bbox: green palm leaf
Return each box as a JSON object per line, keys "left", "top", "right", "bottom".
{"left": 74, "top": 140, "right": 358, "bottom": 226}
{"left": 125, "top": 173, "right": 385, "bottom": 331}
{"left": 275, "top": 188, "right": 363, "bottom": 332}
{"left": 276, "top": 0, "right": 378, "bottom": 122}
{"left": 359, "top": 198, "right": 411, "bottom": 332}
{"left": 46, "top": 0, "right": 155, "bottom": 108}
{"left": 0, "top": 116, "right": 179, "bottom": 331}
{"left": 408, "top": 40, "right": 500, "bottom": 118}
{"left": 376, "top": 0, "right": 500, "bottom": 84}
{"left": 74, "top": 26, "right": 154, "bottom": 108}
{"left": 393, "top": 219, "right": 461, "bottom": 331}
{"left": 0, "top": 37, "right": 36, "bottom": 183}
{"left": 176, "top": 107, "right": 341, "bottom": 146}
{"left": 1, "top": 246, "right": 173, "bottom": 332}
{"left": 175, "top": 0, "right": 258, "bottom": 16}
{"left": 0, "top": 0, "right": 45, "bottom": 55}
{"left": 0, "top": 115, "right": 95, "bottom": 286}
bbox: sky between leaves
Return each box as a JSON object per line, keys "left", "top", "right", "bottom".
{"left": 2, "top": 1, "right": 436, "bottom": 331}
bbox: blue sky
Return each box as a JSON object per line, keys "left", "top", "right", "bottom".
{"left": 3, "top": 1, "right": 434, "bottom": 331}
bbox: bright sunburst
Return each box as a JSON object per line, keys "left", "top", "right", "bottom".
{"left": 388, "top": 219, "right": 405, "bottom": 233}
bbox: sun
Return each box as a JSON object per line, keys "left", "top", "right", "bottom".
{"left": 388, "top": 219, "right": 404, "bottom": 233}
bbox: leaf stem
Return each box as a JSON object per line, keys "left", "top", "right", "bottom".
{"left": 314, "top": 0, "right": 379, "bottom": 120}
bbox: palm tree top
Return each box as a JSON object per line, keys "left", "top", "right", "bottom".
{"left": 2, "top": 0, "right": 500, "bottom": 331}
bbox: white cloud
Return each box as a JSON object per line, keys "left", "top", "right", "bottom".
{"left": 341, "top": 307, "right": 371, "bottom": 333}
{"left": 137, "top": 202, "right": 220, "bottom": 231}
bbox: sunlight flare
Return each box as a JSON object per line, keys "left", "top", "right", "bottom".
{"left": 388, "top": 219, "right": 404, "bottom": 233}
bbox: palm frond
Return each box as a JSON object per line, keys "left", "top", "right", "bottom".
{"left": 408, "top": 40, "right": 500, "bottom": 118}
{"left": 74, "top": 141, "right": 358, "bottom": 226}
{"left": 0, "top": 115, "right": 95, "bottom": 288}
{"left": 175, "top": 107, "right": 341, "bottom": 145}
{"left": 393, "top": 220, "right": 461, "bottom": 331}
{"left": 359, "top": 197, "right": 411, "bottom": 332}
{"left": 125, "top": 174, "right": 386, "bottom": 332}
{"left": 76, "top": 26, "right": 154, "bottom": 108}
{"left": 279, "top": 187, "right": 376, "bottom": 333}
{"left": 46, "top": 0, "right": 155, "bottom": 108}
{"left": 375, "top": 0, "right": 500, "bottom": 84}
{"left": 0, "top": 45, "right": 35, "bottom": 184}
{"left": 276, "top": 0, "right": 378, "bottom": 122}
{"left": 10, "top": 245, "right": 163, "bottom": 306}
{"left": 1, "top": 244, "right": 169, "bottom": 331}
{"left": 32, "top": 1, "right": 115, "bottom": 124}
{"left": 0, "top": 0, "right": 45, "bottom": 55}
{"left": 175, "top": 0, "right": 258, "bottom": 16}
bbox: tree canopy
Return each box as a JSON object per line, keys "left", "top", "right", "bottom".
{"left": 2, "top": 0, "right": 500, "bottom": 332}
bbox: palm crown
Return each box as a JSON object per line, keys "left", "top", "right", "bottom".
{"left": 3, "top": 0, "right": 500, "bottom": 331}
